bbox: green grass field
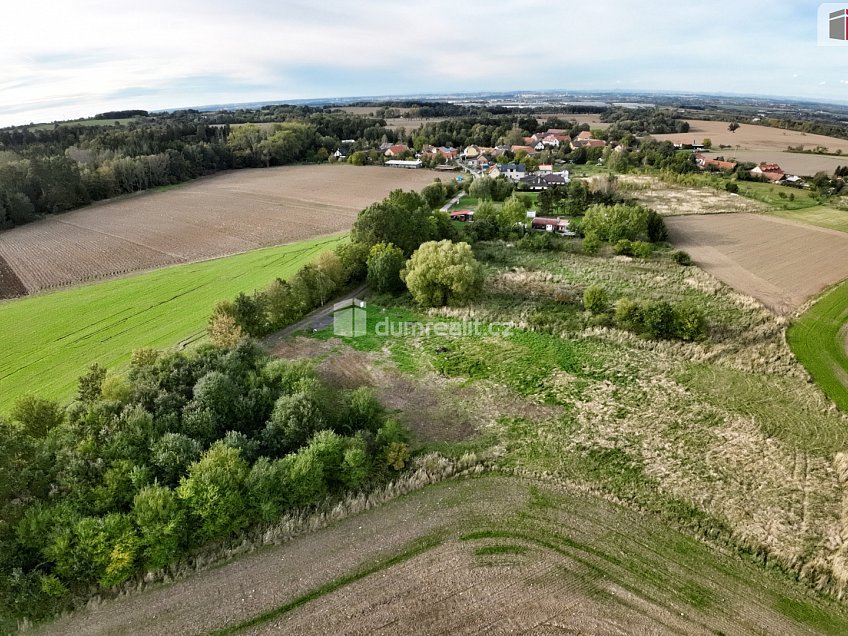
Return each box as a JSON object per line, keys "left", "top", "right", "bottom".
{"left": 735, "top": 181, "right": 821, "bottom": 210}
{"left": 25, "top": 118, "right": 137, "bottom": 130}
{"left": 787, "top": 280, "right": 848, "bottom": 413}
{"left": 0, "top": 234, "right": 345, "bottom": 413}
{"left": 769, "top": 206, "right": 848, "bottom": 233}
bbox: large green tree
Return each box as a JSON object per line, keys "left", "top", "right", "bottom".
{"left": 351, "top": 190, "right": 433, "bottom": 255}
{"left": 366, "top": 242, "right": 406, "bottom": 292}
{"left": 401, "top": 240, "right": 483, "bottom": 307}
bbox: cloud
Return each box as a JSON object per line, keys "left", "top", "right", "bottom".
{"left": 0, "top": 0, "right": 844, "bottom": 127}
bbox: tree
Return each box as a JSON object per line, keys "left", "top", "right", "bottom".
{"left": 401, "top": 240, "right": 483, "bottom": 307}
{"left": 728, "top": 122, "right": 740, "bottom": 133}
{"left": 334, "top": 240, "right": 370, "bottom": 283}
{"left": 177, "top": 443, "right": 250, "bottom": 542}
{"left": 10, "top": 395, "right": 64, "bottom": 438}
{"left": 315, "top": 251, "right": 345, "bottom": 290}
{"left": 420, "top": 181, "right": 447, "bottom": 209}
{"left": 207, "top": 309, "right": 244, "bottom": 347}
{"left": 498, "top": 195, "right": 527, "bottom": 232}
{"left": 132, "top": 484, "right": 185, "bottom": 571}
{"left": 642, "top": 301, "right": 677, "bottom": 339}
{"left": 78, "top": 363, "right": 107, "bottom": 403}
{"left": 351, "top": 190, "right": 433, "bottom": 255}
{"left": 702, "top": 138, "right": 712, "bottom": 149}
{"left": 645, "top": 209, "right": 668, "bottom": 243}
{"left": 151, "top": 433, "right": 203, "bottom": 485}
{"left": 582, "top": 204, "right": 647, "bottom": 243}
{"left": 366, "top": 242, "right": 406, "bottom": 292}
{"left": 263, "top": 380, "right": 326, "bottom": 455}
{"left": 674, "top": 302, "right": 707, "bottom": 341}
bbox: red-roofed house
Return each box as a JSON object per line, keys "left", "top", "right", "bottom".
{"left": 751, "top": 163, "right": 786, "bottom": 182}
{"left": 384, "top": 144, "right": 409, "bottom": 158}
{"left": 694, "top": 154, "right": 737, "bottom": 172}
{"left": 450, "top": 210, "right": 474, "bottom": 222}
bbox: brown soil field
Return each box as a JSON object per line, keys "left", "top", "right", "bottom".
{"left": 0, "top": 165, "right": 438, "bottom": 293}
{"left": 36, "top": 477, "right": 847, "bottom": 636}
{"left": 652, "top": 120, "right": 848, "bottom": 154}
{"left": 0, "top": 253, "right": 27, "bottom": 299}
{"left": 621, "top": 175, "right": 769, "bottom": 216}
{"left": 716, "top": 149, "right": 848, "bottom": 177}
{"left": 666, "top": 213, "right": 848, "bottom": 314}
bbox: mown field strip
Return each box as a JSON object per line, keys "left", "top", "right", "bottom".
{"left": 788, "top": 279, "right": 848, "bottom": 413}
{"left": 0, "top": 234, "right": 345, "bottom": 412}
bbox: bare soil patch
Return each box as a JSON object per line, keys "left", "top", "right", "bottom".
{"left": 269, "top": 336, "right": 557, "bottom": 443}
{"left": 665, "top": 213, "right": 848, "bottom": 314}
{"left": 652, "top": 120, "right": 848, "bottom": 154}
{"left": 0, "top": 252, "right": 27, "bottom": 299}
{"left": 0, "top": 165, "right": 437, "bottom": 293}
{"left": 716, "top": 149, "right": 848, "bottom": 177}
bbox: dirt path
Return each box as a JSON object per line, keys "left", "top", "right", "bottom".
{"left": 261, "top": 283, "right": 367, "bottom": 349}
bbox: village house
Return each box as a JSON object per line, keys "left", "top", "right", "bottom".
{"left": 519, "top": 172, "right": 569, "bottom": 191}
{"left": 510, "top": 144, "right": 538, "bottom": 156}
{"left": 384, "top": 144, "right": 409, "bottom": 158}
{"left": 751, "top": 163, "right": 786, "bottom": 182}
{"left": 385, "top": 159, "right": 422, "bottom": 169}
{"left": 489, "top": 163, "right": 526, "bottom": 181}
{"left": 694, "top": 153, "right": 737, "bottom": 171}
{"left": 421, "top": 145, "right": 458, "bottom": 161}
{"left": 531, "top": 216, "right": 573, "bottom": 235}
{"left": 449, "top": 209, "right": 474, "bottom": 222}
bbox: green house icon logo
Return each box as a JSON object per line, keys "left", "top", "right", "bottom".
{"left": 333, "top": 298, "right": 367, "bottom": 337}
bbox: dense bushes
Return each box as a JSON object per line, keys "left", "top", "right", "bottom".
{"left": 0, "top": 341, "right": 409, "bottom": 623}
{"left": 611, "top": 297, "right": 706, "bottom": 340}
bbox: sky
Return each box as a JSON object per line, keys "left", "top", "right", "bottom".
{"left": 2, "top": 0, "right": 847, "bottom": 127}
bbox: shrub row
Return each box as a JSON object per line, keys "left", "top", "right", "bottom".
{"left": 583, "top": 286, "right": 707, "bottom": 341}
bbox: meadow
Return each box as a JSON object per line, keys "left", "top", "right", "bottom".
{"left": 788, "top": 279, "right": 848, "bottom": 413}
{"left": 0, "top": 234, "right": 345, "bottom": 412}
{"left": 40, "top": 236, "right": 848, "bottom": 634}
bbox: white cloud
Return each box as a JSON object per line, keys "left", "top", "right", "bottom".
{"left": 0, "top": 1, "right": 844, "bottom": 126}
